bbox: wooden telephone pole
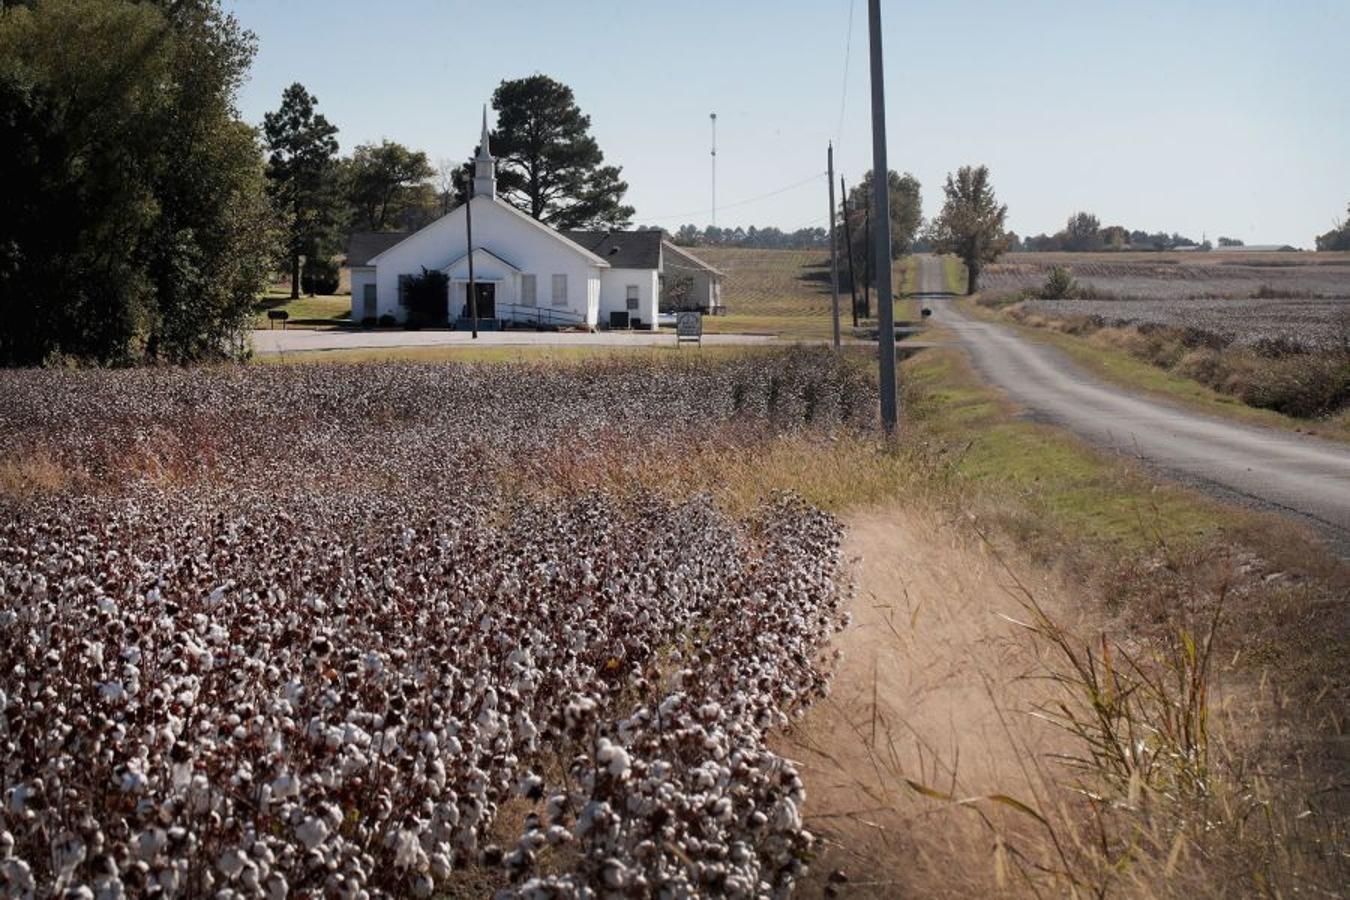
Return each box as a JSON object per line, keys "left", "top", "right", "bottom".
{"left": 827, "top": 143, "right": 841, "bottom": 349}
{"left": 840, "top": 177, "right": 859, "bottom": 328}
{"left": 868, "top": 0, "right": 897, "bottom": 432}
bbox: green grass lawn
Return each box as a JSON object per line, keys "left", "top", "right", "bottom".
{"left": 254, "top": 291, "right": 350, "bottom": 329}
{"left": 902, "top": 338, "right": 1244, "bottom": 553}
{"left": 694, "top": 247, "right": 921, "bottom": 340}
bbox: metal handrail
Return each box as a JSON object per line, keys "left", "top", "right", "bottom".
{"left": 492, "top": 302, "right": 587, "bottom": 328}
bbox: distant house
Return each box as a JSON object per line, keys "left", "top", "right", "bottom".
{"left": 347, "top": 112, "right": 723, "bottom": 330}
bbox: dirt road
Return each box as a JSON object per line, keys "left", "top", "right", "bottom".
{"left": 911, "top": 255, "right": 1350, "bottom": 551}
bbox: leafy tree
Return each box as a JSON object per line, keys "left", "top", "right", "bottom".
{"left": 1062, "top": 211, "right": 1102, "bottom": 251}
{"left": 1217, "top": 236, "right": 1244, "bottom": 247}
{"left": 0, "top": 0, "right": 277, "bottom": 365}
{"left": 839, "top": 170, "right": 922, "bottom": 310}
{"left": 343, "top": 140, "right": 433, "bottom": 231}
{"left": 929, "top": 165, "right": 1010, "bottom": 294}
{"left": 1315, "top": 203, "right": 1350, "bottom": 251}
{"left": 469, "top": 75, "right": 634, "bottom": 229}
{"left": 1100, "top": 225, "right": 1130, "bottom": 250}
{"left": 263, "top": 82, "right": 340, "bottom": 299}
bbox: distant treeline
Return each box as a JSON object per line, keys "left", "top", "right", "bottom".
{"left": 1012, "top": 212, "right": 1304, "bottom": 253}
{"left": 667, "top": 224, "right": 830, "bottom": 249}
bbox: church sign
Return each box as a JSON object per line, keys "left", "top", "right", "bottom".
{"left": 676, "top": 311, "right": 703, "bottom": 345}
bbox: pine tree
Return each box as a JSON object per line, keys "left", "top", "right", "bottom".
{"left": 470, "top": 75, "right": 634, "bottom": 229}
{"left": 263, "top": 83, "right": 340, "bottom": 299}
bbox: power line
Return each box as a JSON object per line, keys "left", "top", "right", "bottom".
{"left": 836, "top": 0, "right": 856, "bottom": 145}
{"left": 640, "top": 172, "right": 826, "bottom": 224}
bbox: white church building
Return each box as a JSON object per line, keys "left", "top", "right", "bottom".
{"left": 348, "top": 113, "right": 722, "bottom": 331}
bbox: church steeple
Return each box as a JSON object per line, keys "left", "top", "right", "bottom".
{"left": 473, "top": 105, "right": 495, "bottom": 198}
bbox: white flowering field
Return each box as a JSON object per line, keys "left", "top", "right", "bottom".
{"left": 0, "top": 352, "right": 875, "bottom": 899}
{"left": 982, "top": 255, "right": 1350, "bottom": 351}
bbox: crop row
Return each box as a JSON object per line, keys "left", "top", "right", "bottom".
{"left": 0, "top": 353, "right": 870, "bottom": 898}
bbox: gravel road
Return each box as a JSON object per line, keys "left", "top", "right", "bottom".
{"left": 913, "top": 256, "right": 1350, "bottom": 552}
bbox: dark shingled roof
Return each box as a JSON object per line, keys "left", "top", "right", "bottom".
{"left": 347, "top": 232, "right": 412, "bottom": 266}
{"left": 560, "top": 230, "right": 664, "bottom": 269}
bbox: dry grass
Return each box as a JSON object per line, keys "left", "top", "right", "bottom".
{"left": 696, "top": 247, "right": 918, "bottom": 340}
{"left": 780, "top": 341, "right": 1349, "bottom": 897}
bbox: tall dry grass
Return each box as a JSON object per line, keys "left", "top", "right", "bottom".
{"left": 791, "top": 513, "right": 1348, "bottom": 898}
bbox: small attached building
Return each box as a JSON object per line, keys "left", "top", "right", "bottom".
{"left": 346, "top": 109, "right": 723, "bottom": 330}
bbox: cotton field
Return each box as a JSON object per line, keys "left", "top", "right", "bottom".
{"left": 0, "top": 351, "right": 874, "bottom": 899}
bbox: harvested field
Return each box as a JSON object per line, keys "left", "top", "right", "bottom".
{"left": 983, "top": 251, "right": 1350, "bottom": 303}
{"left": 0, "top": 352, "right": 875, "bottom": 897}
{"left": 1020, "top": 295, "right": 1350, "bottom": 351}
{"left": 981, "top": 251, "right": 1350, "bottom": 352}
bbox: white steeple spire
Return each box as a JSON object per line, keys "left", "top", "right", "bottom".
{"left": 477, "top": 105, "right": 491, "bottom": 158}
{"left": 473, "top": 104, "right": 495, "bottom": 198}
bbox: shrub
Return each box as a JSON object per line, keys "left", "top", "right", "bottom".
{"left": 1041, "top": 265, "right": 1077, "bottom": 299}
{"left": 360, "top": 315, "right": 377, "bottom": 328}
{"left": 378, "top": 313, "right": 396, "bottom": 328}
{"left": 405, "top": 268, "right": 449, "bottom": 326}
{"left": 301, "top": 256, "right": 341, "bottom": 295}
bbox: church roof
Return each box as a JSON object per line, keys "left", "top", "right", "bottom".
{"left": 348, "top": 232, "right": 412, "bottom": 266}
{"left": 560, "top": 230, "right": 664, "bottom": 269}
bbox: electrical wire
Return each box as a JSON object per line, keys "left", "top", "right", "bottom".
{"left": 836, "top": 0, "right": 856, "bottom": 147}
{"left": 639, "top": 172, "right": 826, "bottom": 224}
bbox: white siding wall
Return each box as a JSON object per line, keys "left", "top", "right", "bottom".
{"left": 369, "top": 198, "right": 604, "bottom": 325}
{"left": 598, "top": 268, "right": 659, "bottom": 329}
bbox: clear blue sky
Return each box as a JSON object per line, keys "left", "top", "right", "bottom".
{"left": 225, "top": 0, "right": 1348, "bottom": 245}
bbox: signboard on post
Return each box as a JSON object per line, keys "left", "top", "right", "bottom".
{"left": 676, "top": 311, "right": 703, "bottom": 346}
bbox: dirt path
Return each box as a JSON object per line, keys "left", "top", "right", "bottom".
{"left": 912, "top": 256, "right": 1350, "bottom": 554}
{"left": 781, "top": 506, "right": 1080, "bottom": 896}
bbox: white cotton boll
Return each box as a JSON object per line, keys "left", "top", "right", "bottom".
{"left": 98, "top": 682, "right": 125, "bottom": 704}
{"left": 65, "top": 886, "right": 94, "bottom": 900}
{"left": 92, "top": 873, "right": 124, "bottom": 900}
{"left": 1, "top": 859, "right": 35, "bottom": 894}
{"left": 264, "top": 872, "right": 289, "bottom": 900}
{"left": 429, "top": 852, "right": 452, "bottom": 881}
{"left": 118, "top": 769, "right": 147, "bottom": 794}
{"left": 600, "top": 858, "right": 628, "bottom": 890}
{"left": 410, "top": 873, "right": 434, "bottom": 898}
{"left": 217, "top": 847, "right": 247, "bottom": 879}
{"left": 295, "top": 816, "right": 329, "bottom": 850}
{"left": 133, "top": 828, "right": 166, "bottom": 862}
{"left": 517, "top": 773, "right": 544, "bottom": 800}
{"left": 208, "top": 585, "right": 227, "bottom": 605}
{"left": 772, "top": 798, "right": 802, "bottom": 833}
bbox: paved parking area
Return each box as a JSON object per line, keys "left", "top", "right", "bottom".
{"left": 251, "top": 328, "right": 784, "bottom": 354}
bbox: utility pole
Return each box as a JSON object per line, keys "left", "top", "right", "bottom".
{"left": 464, "top": 173, "right": 479, "bottom": 339}
{"left": 827, "top": 143, "right": 841, "bottom": 349}
{"left": 710, "top": 113, "right": 717, "bottom": 228}
{"left": 868, "top": 0, "right": 897, "bottom": 433}
{"left": 862, "top": 197, "right": 871, "bottom": 320}
{"left": 841, "top": 177, "right": 859, "bottom": 328}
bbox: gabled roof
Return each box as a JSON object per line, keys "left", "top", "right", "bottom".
{"left": 561, "top": 230, "right": 664, "bottom": 269}
{"left": 348, "top": 232, "right": 412, "bottom": 267}
{"left": 360, "top": 196, "right": 612, "bottom": 269}
{"left": 661, "top": 241, "right": 725, "bottom": 277}
{"left": 441, "top": 247, "right": 521, "bottom": 273}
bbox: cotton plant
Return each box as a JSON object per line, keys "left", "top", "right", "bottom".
{"left": 0, "top": 356, "right": 865, "bottom": 897}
